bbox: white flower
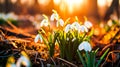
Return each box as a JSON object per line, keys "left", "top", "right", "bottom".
{"left": 34, "top": 34, "right": 43, "bottom": 43}
{"left": 50, "top": 13, "right": 59, "bottom": 21}
{"left": 64, "top": 24, "right": 72, "bottom": 33}
{"left": 57, "top": 19, "right": 64, "bottom": 27}
{"left": 72, "top": 37, "right": 76, "bottom": 42}
{"left": 71, "top": 22, "right": 81, "bottom": 30}
{"left": 16, "top": 56, "right": 30, "bottom": 67}
{"left": 84, "top": 21, "right": 92, "bottom": 29}
{"left": 79, "top": 25, "right": 88, "bottom": 32}
{"left": 107, "top": 20, "right": 113, "bottom": 26}
{"left": 78, "top": 41, "right": 92, "bottom": 52}
{"left": 67, "top": 37, "right": 69, "bottom": 41}
{"left": 2, "top": 14, "right": 8, "bottom": 20}
{"left": 40, "top": 19, "right": 49, "bottom": 27}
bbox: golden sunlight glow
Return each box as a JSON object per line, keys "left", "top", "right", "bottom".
{"left": 119, "top": 0, "right": 120, "bottom": 5}
{"left": 0, "top": 0, "right": 4, "bottom": 3}
{"left": 97, "top": 0, "right": 106, "bottom": 7}
{"left": 67, "top": 0, "right": 83, "bottom": 14}
{"left": 20, "top": 0, "right": 34, "bottom": 6}
{"left": 54, "top": 0, "right": 61, "bottom": 5}
{"left": 38, "top": 0, "right": 50, "bottom": 6}
{"left": 20, "top": 0, "right": 27, "bottom": 4}
{"left": 65, "top": 0, "right": 83, "bottom": 13}
{"left": 11, "top": 0, "right": 17, "bottom": 4}
{"left": 54, "top": 0, "right": 84, "bottom": 14}
{"left": 106, "top": 0, "right": 112, "bottom": 7}
{"left": 28, "top": 0, "right": 34, "bottom": 6}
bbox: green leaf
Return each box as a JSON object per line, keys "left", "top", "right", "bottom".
{"left": 95, "top": 48, "right": 99, "bottom": 54}
{"left": 96, "top": 48, "right": 110, "bottom": 67}
{"left": 90, "top": 51, "right": 95, "bottom": 67}
{"left": 38, "top": 33, "right": 49, "bottom": 50}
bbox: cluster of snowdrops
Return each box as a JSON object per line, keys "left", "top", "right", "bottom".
{"left": 6, "top": 10, "right": 109, "bottom": 67}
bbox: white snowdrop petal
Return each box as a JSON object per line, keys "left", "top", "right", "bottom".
{"left": 64, "top": 24, "right": 71, "bottom": 33}
{"left": 44, "top": 20, "right": 49, "bottom": 26}
{"left": 78, "top": 41, "right": 92, "bottom": 52}
{"left": 84, "top": 21, "right": 92, "bottom": 29}
{"left": 34, "top": 34, "right": 43, "bottom": 43}
{"left": 72, "top": 37, "right": 76, "bottom": 42}
{"left": 84, "top": 42, "right": 91, "bottom": 52}
{"left": 40, "top": 19, "right": 49, "bottom": 27}
{"left": 54, "top": 13, "right": 59, "bottom": 20}
{"left": 50, "top": 13, "right": 55, "bottom": 21}
{"left": 56, "top": 19, "right": 64, "bottom": 27}
{"left": 84, "top": 26, "right": 88, "bottom": 32}
{"left": 16, "top": 56, "right": 30, "bottom": 67}
{"left": 39, "top": 35, "right": 43, "bottom": 42}
{"left": 40, "top": 19, "right": 45, "bottom": 27}
{"left": 50, "top": 13, "right": 59, "bottom": 21}
{"left": 34, "top": 34, "right": 40, "bottom": 43}
{"left": 79, "top": 25, "right": 84, "bottom": 32}
{"left": 71, "top": 22, "right": 81, "bottom": 30}
{"left": 79, "top": 25, "right": 88, "bottom": 32}
{"left": 59, "top": 19, "right": 64, "bottom": 26}
{"left": 78, "top": 44, "right": 84, "bottom": 51}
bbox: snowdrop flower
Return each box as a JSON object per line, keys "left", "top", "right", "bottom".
{"left": 78, "top": 41, "right": 92, "bottom": 52}
{"left": 84, "top": 21, "right": 92, "bottom": 29}
{"left": 56, "top": 19, "right": 64, "bottom": 27}
{"left": 40, "top": 19, "right": 49, "bottom": 27}
{"left": 34, "top": 34, "right": 43, "bottom": 43}
{"left": 16, "top": 51, "right": 30, "bottom": 67}
{"left": 79, "top": 25, "right": 88, "bottom": 32}
{"left": 64, "top": 24, "right": 72, "bottom": 33}
{"left": 16, "top": 56, "right": 30, "bottom": 67}
{"left": 71, "top": 22, "right": 81, "bottom": 30}
{"left": 50, "top": 13, "right": 59, "bottom": 21}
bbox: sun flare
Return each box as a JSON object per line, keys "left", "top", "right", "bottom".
{"left": 54, "top": 0, "right": 84, "bottom": 14}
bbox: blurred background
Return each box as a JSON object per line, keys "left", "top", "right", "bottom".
{"left": 0, "top": 0, "right": 119, "bottom": 22}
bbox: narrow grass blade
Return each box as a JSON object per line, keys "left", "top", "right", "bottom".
{"left": 96, "top": 48, "right": 110, "bottom": 67}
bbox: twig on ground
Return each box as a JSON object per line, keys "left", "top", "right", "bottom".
{"left": 56, "top": 57, "right": 78, "bottom": 67}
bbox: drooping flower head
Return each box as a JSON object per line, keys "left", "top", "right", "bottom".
{"left": 78, "top": 41, "right": 92, "bottom": 52}
{"left": 16, "top": 51, "right": 31, "bottom": 67}
{"left": 50, "top": 10, "right": 59, "bottom": 21}
{"left": 84, "top": 21, "right": 92, "bottom": 29}
{"left": 79, "top": 25, "right": 88, "bottom": 33}
{"left": 34, "top": 34, "right": 43, "bottom": 43}
{"left": 64, "top": 24, "right": 72, "bottom": 33}
{"left": 71, "top": 22, "right": 81, "bottom": 31}
{"left": 56, "top": 19, "right": 64, "bottom": 27}
{"left": 40, "top": 14, "right": 49, "bottom": 27}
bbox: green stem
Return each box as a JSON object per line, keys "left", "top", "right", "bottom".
{"left": 77, "top": 50, "right": 86, "bottom": 67}
{"left": 86, "top": 51, "right": 90, "bottom": 67}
